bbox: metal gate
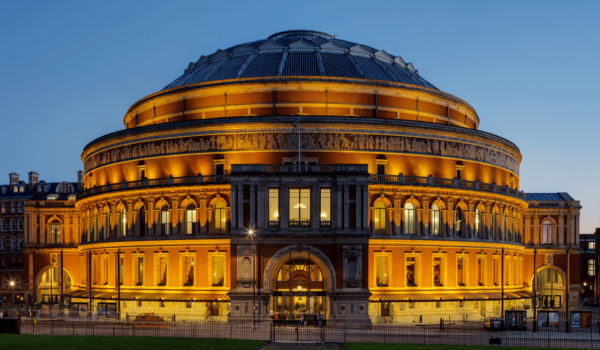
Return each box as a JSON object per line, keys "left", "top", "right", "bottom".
{"left": 272, "top": 323, "right": 324, "bottom": 342}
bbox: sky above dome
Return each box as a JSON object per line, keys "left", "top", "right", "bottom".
{"left": 0, "top": 0, "right": 598, "bottom": 232}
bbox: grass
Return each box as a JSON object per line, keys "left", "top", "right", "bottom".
{"left": 344, "top": 344, "right": 588, "bottom": 350}
{"left": 0, "top": 334, "right": 265, "bottom": 350}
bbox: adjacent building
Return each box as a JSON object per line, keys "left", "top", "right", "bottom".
{"left": 18, "top": 30, "right": 585, "bottom": 324}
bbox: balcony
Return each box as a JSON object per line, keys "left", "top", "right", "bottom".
{"left": 369, "top": 173, "right": 527, "bottom": 201}
{"left": 231, "top": 164, "right": 369, "bottom": 174}
{"left": 77, "top": 174, "right": 230, "bottom": 200}
{"left": 289, "top": 221, "right": 311, "bottom": 229}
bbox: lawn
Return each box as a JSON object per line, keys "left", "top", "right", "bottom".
{"left": 0, "top": 334, "right": 265, "bottom": 350}
{"left": 344, "top": 344, "right": 584, "bottom": 350}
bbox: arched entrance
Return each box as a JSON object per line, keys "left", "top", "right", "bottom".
{"left": 36, "top": 265, "right": 73, "bottom": 303}
{"left": 263, "top": 245, "right": 335, "bottom": 322}
{"left": 535, "top": 267, "right": 565, "bottom": 308}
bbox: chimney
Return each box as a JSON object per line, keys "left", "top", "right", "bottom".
{"left": 9, "top": 172, "right": 19, "bottom": 185}
{"left": 77, "top": 170, "right": 84, "bottom": 189}
{"left": 28, "top": 171, "right": 39, "bottom": 189}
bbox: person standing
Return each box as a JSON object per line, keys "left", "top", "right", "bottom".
{"left": 317, "top": 311, "right": 323, "bottom": 328}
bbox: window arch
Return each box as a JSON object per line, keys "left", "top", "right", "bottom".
{"left": 56, "top": 182, "right": 74, "bottom": 194}
{"left": 17, "top": 218, "right": 23, "bottom": 231}
{"left": 542, "top": 220, "right": 552, "bottom": 244}
{"left": 185, "top": 204, "right": 197, "bottom": 235}
{"left": 475, "top": 208, "right": 482, "bottom": 238}
{"left": 214, "top": 202, "right": 226, "bottom": 234}
{"left": 431, "top": 204, "right": 441, "bottom": 236}
{"left": 405, "top": 202, "right": 415, "bottom": 235}
{"left": 159, "top": 206, "right": 170, "bottom": 235}
{"left": 455, "top": 206, "right": 464, "bottom": 236}
{"left": 118, "top": 208, "right": 127, "bottom": 237}
{"left": 50, "top": 220, "right": 61, "bottom": 244}
{"left": 374, "top": 202, "right": 386, "bottom": 234}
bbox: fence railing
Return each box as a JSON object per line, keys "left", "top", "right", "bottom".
{"left": 16, "top": 319, "right": 600, "bottom": 348}
{"left": 370, "top": 173, "right": 528, "bottom": 201}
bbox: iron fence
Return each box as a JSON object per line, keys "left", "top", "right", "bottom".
{"left": 16, "top": 319, "right": 600, "bottom": 348}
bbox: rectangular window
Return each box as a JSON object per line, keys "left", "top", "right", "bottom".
{"left": 320, "top": 188, "right": 331, "bottom": 226}
{"left": 493, "top": 259, "right": 499, "bottom": 286}
{"left": 289, "top": 188, "right": 310, "bottom": 227}
{"left": 135, "top": 257, "right": 144, "bottom": 285}
{"left": 589, "top": 242, "right": 596, "bottom": 250}
{"left": 407, "top": 257, "right": 416, "bottom": 286}
{"left": 433, "top": 257, "right": 442, "bottom": 286}
{"left": 18, "top": 202, "right": 22, "bottom": 212}
{"left": 376, "top": 164, "right": 385, "bottom": 175}
{"left": 186, "top": 209, "right": 196, "bottom": 235}
{"left": 184, "top": 257, "right": 194, "bottom": 286}
{"left": 11, "top": 202, "right": 15, "bottom": 212}
{"left": 158, "top": 257, "right": 167, "bottom": 286}
{"left": 213, "top": 256, "right": 224, "bottom": 286}
{"left": 457, "top": 257, "right": 464, "bottom": 286}
{"left": 101, "top": 256, "right": 109, "bottom": 285}
{"left": 477, "top": 258, "right": 483, "bottom": 286}
{"left": 589, "top": 259, "right": 595, "bottom": 276}
{"left": 376, "top": 256, "right": 387, "bottom": 287}
{"left": 268, "top": 188, "right": 279, "bottom": 225}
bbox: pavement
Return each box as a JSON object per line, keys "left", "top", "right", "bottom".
{"left": 259, "top": 343, "right": 343, "bottom": 350}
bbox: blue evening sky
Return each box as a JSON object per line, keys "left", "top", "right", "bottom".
{"left": 0, "top": 0, "right": 598, "bottom": 232}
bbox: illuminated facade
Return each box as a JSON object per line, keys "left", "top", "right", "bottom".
{"left": 22, "top": 30, "right": 583, "bottom": 325}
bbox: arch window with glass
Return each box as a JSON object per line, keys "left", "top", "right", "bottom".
{"left": 214, "top": 202, "right": 227, "bottom": 234}
{"left": 475, "top": 209, "right": 481, "bottom": 237}
{"left": 118, "top": 208, "right": 126, "bottom": 237}
{"left": 431, "top": 204, "right": 441, "bottom": 236}
{"left": 542, "top": 220, "right": 552, "bottom": 244}
{"left": 51, "top": 221, "right": 61, "bottom": 244}
{"left": 320, "top": 188, "right": 331, "bottom": 228}
{"left": 455, "top": 207, "right": 464, "bottom": 236}
{"left": 373, "top": 202, "right": 386, "bottom": 234}
{"left": 268, "top": 188, "right": 279, "bottom": 228}
{"left": 404, "top": 203, "right": 415, "bottom": 235}
{"left": 289, "top": 188, "right": 310, "bottom": 228}
{"left": 137, "top": 207, "right": 146, "bottom": 237}
{"left": 185, "top": 204, "right": 197, "bottom": 235}
{"left": 159, "top": 206, "right": 170, "bottom": 235}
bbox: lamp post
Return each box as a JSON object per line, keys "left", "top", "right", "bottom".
{"left": 248, "top": 229, "right": 256, "bottom": 327}
{"left": 10, "top": 281, "right": 15, "bottom": 307}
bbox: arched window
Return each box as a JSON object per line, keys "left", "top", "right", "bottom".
{"left": 18, "top": 218, "right": 23, "bottom": 231}
{"left": 160, "top": 206, "right": 170, "bottom": 235}
{"left": 56, "top": 182, "right": 73, "bottom": 194}
{"left": 475, "top": 209, "right": 481, "bottom": 238}
{"left": 455, "top": 207, "right": 463, "bottom": 236}
{"left": 542, "top": 220, "right": 552, "bottom": 244}
{"left": 373, "top": 202, "right": 386, "bottom": 234}
{"left": 137, "top": 207, "right": 146, "bottom": 237}
{"left": 118, "top": 208, "right": 126, "bottom": 237}
{"left": 51, "top": 221, "right": 61, "bottom": 244}
{"left": 104, "top": 211, "right": 110, "bottom": 239}
{"left": 405, "top": 203, "right": 415, "bottom": 235}
{"left": 431, "top": 204, "right": 441, "bottom": 236}
{"left": 185, "top": 204, "right": 197, "bottom": 235}
{"left": 93, "top": 214, "right": 99, "bottom": 241}
{"left": 214, "top": 202, "right": 226, "bottom": 234}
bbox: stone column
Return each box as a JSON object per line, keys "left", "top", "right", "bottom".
{"left": 110, "top": 202, "right": 116, "bottom": 237}
{"left": 468, "top": 201, "right": 475, "bottom": 238}
{"left": 524, "top": 215, "right": 531, "bottom": 244}
{"left": 257, "top": 184, "right": 265, "bottom": 230}
{"left": 557, "top": 214, "right": 564, "bottom": 245}
{"left": 485, "top": 202, "right": 492, "bottom": 240}
{"left": 442, "top": 209, "right": 448, "bottom": 237}
{"left": 237, "top": 185, "right": 244, "bottom": 230}
{"left": 230, "top": 186, "right": 237, "bottom": 230}
{"left": 74, "top": 214, "right": 80, "bottom": 244}
{"left": 343, "top": 185, "right": 349, "bottom": 229}
{"left": 148, "top": 197, "right": 155, "bottom": 236}
{"left": 422, "top": 196, "right": 430, "bottom": 236}
{"left": 567, "top": 214, "right": 574, "bottom": 246}
{"left": 282, "top": 185, "right": 289, "bottom": 229}
{"left": 362, "top": 187, "right": 368, "bottom": 230}
{"left": 355, "top": 185, "right": 362, "bottom": 230}
{"left": 575, "top": 214, "right": 580, "bottom": 246}
{"left": 447, "top": 198, "right": 454, "bottom": 237}
{"left": 533, "top": 215, "right": 539, "bottom": 245}
{"left": 127, "top": 200, "right": 133, "bottom": 237}
{"left": 336, "top": 186, "right": 343, "bottom": 229}
{"left": 416, "top": 208, "right": 422, "bottom": 236}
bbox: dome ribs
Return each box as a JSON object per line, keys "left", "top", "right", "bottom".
{"left": 321, "top": 53, "right": 362, "bottom": 78}
{"left": 241, "top": 52, "right": 283, "bottom": 78}
{"left": 282, "top": 52, "right": 320, "bottom": 77}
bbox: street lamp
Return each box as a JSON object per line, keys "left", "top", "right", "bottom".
{"left": 247, "top": 229, "right": 256, "bottom": 327}
{"left": 9, "top": 281, "right": 15, "bottom": 307}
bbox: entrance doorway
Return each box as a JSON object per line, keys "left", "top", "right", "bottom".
{"left": 536, "top": 268, "right": 564, "bottom": 309}
{"left": 209, "top": 302, "right": 220, "bottom": 316}
{"left": 381, "top": 302, "right": 390, "bottom": 317}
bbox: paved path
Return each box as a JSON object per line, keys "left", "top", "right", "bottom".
{"left": 259, "top": 343, "right": 343, "bottom": 350}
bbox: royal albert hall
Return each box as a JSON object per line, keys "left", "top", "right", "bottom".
{"left": 24, "top": 30, "right": 583, "bottom": 326}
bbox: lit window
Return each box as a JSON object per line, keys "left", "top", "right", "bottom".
{"left": 589, "top": 259, "right": 595, "bottom": 276}
{"left": 213, "top": 256, "right": 224, "bottom": 286}
{"left": 320, "top": 188, "right": 331, "bottom": 225}
{"left": 268, "top": 188, "right": 279, "bottom": 224}
{"left": 433, "top": 257, "right": 442, "bottom": 285}
{"left": 289, "top": 189, "right": 310, "bottom": 224}
{"left": 158, "top": 256, "right": 167, "bottom": 286}
{"left": 374, "top": 202, "right": 386, "bottom": 234}
{"left": 101, "top": 256, "right": 109, "bottom": 285}
{"left": 184, "top": 257, "right": 194, "bottom": 286}
{"left": 406, "top": 257, "right": 416, "bottom": 286}
{"left": 185, "top": 204, "right": 196, "bottom": 235}
{"left": 119, "top": 208, "right": 127, "bottom": 237}
{"left": 457, "top": 257, "right": 465, "bottom": 286}
{"left": 68, "top": 194, "right": 76, "bottom": 201}
{"left": 542, "top": 221, "right": 552, "bottom": 244}
{"left": 135, "top": 256, "right": 144, "bottom": 285}
{"left": 475, "top": 209, "right": 481, "bottom": 237}
{"left": 20, "top": 186, "right": 24, "bottom": 192}
{"left": 376, "top": 256, "right": 387, "bottom": 286}
{"left": 214, "top": 202, "right": 226, "bottom": 234}
{"left": 47, "top": 195, "right": 59, "bottom": 200}
{"left": 405, "top": 203, "right": 415, "bottom": 235}
{"left": 160, "top": 206, "right": 170, "bottom": 235}
{"left": 455, "top": 207, "right": 464, "bottom": 236}
{"left": 51, "top": 222, "right": 61, "bottom": 243}
{"left": 588, "top": 242, "right": 595, "bottom": 250}
{"left": 431, "top": 204, "right": 441, "bottom": 236}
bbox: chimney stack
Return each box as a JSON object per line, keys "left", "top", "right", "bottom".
{"left": 9, "top": 172, "right": 19, "bottom": 185}
{"left": 77, "top": 170, "right": 84, "bottom": 189}
{"left": 28, "top": 171, "right": 39, "bottom": 189}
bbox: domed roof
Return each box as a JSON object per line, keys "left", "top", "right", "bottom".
{"left": 163, "top": 30, "right": 437, "bottom": 91}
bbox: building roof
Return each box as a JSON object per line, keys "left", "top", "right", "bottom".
{"left": 525, "top": 192, "right": 574, "bottom": 202}
{"left": 163, "top": 30, "right": 437, "bottom": 91}
{"left": 0, "top": 182, "right": 79, "bottom": 201}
